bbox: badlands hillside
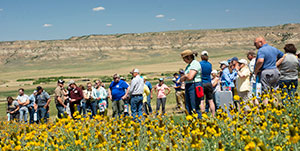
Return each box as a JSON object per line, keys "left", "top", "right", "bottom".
{"left": 0, "top": 23, "right": 299, "bottom": 66}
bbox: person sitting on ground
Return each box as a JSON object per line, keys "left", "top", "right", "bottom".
{"left": 34, "top": 86, "right": 51, "bottom": 123}
{"left": 17, "top": 88, "right": 30, "bottom": 123}
{"left": 199, "top": 50, "right": 215, "bottom": 117}
{"left": 152, "top": 78, "right": 170, "bottom": 116}
{"left": 7, "top": 96, "right": 19, "bottom": 122}
{"left": 92, "top": 80, "right": 107, "bottom": 116}
{"left": 108, "top": 74, "right": 129, "bottom": 118}
{"left": 276, "top": 44, "right": 299, "bottom": 103}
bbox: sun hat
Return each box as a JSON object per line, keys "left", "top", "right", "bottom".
{"left": 68, "top": 80, "right": 75, "bottom": 85}
{"left": 143, "top": 76, "right": 148, "bottom": 80}
{"left": 158, "top": 78, "right": 164, "bottom": 81}
{"left": 211, "top": 70, "right": 218, "bottom": 74}
{"left": 238, "top": 59, "right": 248, "bottom": 65}
{"left": 201, "top": 51, "right": 208, "bottom": 56}
{"left": 181, "top": 49, "right": 194, "bottom": 57}
{"left": 219, "top": 61, "right": 229, "bottom": 66}
{"left": 130, "top": 69, "right": 139, "bottom": 74}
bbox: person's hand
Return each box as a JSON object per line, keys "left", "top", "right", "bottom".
{"left": 63, "top": 104, "right": 67, "bottom": 108}
{"left": 235, "top": 65, "right": 240, "bottom": 71}
{"left": 71, "top": 99, "right": 76, "bottom": 102}
{"left": 10, "top": 111, "right": 14, "bottom": 114}
{"left": 43, "top": 105, "right": 47, "bottom": 109}
{"left": 108, "top": 95, "right": 112, "bottom": 100}
{"left": 97, "top": 97, "right": 101, "bottom": 100}
{"left": 150, "top": 95, "right": 153, "bottom": 99}
{"left": 121, "top": 95, "right": 127, "bottom": 100}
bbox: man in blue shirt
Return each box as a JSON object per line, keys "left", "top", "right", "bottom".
{"left": 143, "top": 76, "right": 153, "bottom": 115}
{"left": 200, "top": 51, "right": 215, "bottom": 116}
{"left": 108, "top": 74, "right": 129, "bottom": 118}
{"left": 254, "top": 37, "right": 283, "bottom": 93}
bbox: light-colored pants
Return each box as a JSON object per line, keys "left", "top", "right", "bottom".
{"left": 175, "top": 90, "right": 185, "bottom": 110}
{"left": 19, "top": 106, "right": 28, "bottom": 123}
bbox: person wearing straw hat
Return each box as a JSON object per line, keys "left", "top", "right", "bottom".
{"left": 180, "top": 49, "right": 202, "bottom": 119}
{"left": 235, "top": 59, "right": 251, "bottom": 105}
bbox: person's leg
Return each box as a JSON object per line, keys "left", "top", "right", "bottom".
{"left": 19, "top": 107, "right": 24, "bottom": 122}
{"left": 91, "top": 101, "right": 97, "bottom": 118}
{"left": 137, "top": 96, "right": 143, "bottom": 118}
{"left": 29, "top": 107, "right": 34, "bottom": 124}
{"left": 175, "top": 91, "right": 180, "bottom": 109}
{"left": 191, "top": 83, "right": 202, "bottom": 119}
{"left": 40, "top": 107, "right": 47, "bottom": 123}
{"left": 290, "top": 79, "right": 298, "bottom": 101}
{"left": 112, "top": 101, "right": 118, "bottom": 118}
{"left": 56, "top": 104, "right": 63, "bottom": 119}
{"left": 161, "top": 97, "right": 167, "bottom": 115}
{"left": 147, "top": 95, "right": 153, "bottom": 114}
{"left": 181, "top": 91, "right": 186, "bottom": 111}
{"left": 185, "top": 84, "right": 192, "bottom": 114}
{"left": 119, "top": 100, "right": 124, "bottom": 117}
{"left": 156, "top": 98, "right": 161, "bottom": 115}
{"left": 130, "top": 97, "right": 137, "bottom": 120}
{"left": 143, "top": 102, "right": 148, "bottom": 115}
{"left": 82, "top": 102, "right": 86, "bottom": 116}
{"left": 24, "top": 107, "right": 28, "bottom": 123}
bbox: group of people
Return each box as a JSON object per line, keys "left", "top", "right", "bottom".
{"left": 6, "top": 36, "right": 299, "bottom": 122}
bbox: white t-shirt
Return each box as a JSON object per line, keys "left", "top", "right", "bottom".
{"left": 17, "top": 94, "right": 29, "bottom": 107}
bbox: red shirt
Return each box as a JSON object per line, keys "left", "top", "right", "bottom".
{"left": 69, "top": 87, "right": 83, "bottom": 103}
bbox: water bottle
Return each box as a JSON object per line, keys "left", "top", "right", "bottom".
{"left": 7, "top": 113, "right": 10, "bottom": 121}
{"left": 34, "top": 112, "right": 38, "bottom": 122}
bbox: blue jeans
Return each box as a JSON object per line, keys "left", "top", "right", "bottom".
{"left": 86, "top": 101, "right": 97, "bottom": 118}
{"left": 37, "top": 107, "right": 47, "bottom": 123}
{"left": 19, "top": 106, "right": 28, "bottom": 123}
{"left": 56, "top": 104, "right": 66, "bottom": 119}
{"left": 279, "top": 79, "right": 298, "bottom": 104}
{"left": 130, "top": 95, "right": 143, "bottom": 121}
{"left": 77, "top": 100, "right": 86, "bottom": 116}
{"left": 28, "top": 107, "right": 35, "bottom": 124}
{"left": 147, "top": 95, "right": 153, "bottom": 113}
{"left": 185, "top": 82, "right": 202, "bottom": 119}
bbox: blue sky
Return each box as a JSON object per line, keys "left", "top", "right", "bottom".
{"left": 0, "top": 0, "right": 299, "bottom": 41}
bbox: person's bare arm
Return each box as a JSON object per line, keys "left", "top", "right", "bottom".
{"left": 17, "top": 99, "right": 23, "bottom": 106}
{"left": 44, "top": 98, "right": 51, "bottom": 109}
{"left": 180, "top": 70, "right": 197, "bottom": 82}
{"left": 212, "top": 78, "right": 219, "bottom": 87}
{"left": 10, "top": 106, "right": 19, "bottom": 114}
{"left": 166, "top": 87, "right": 171, "bottom": 96}
{"left": 151, "top": 86, "right": 156, "bottom": 98}
{"left": 24, "top": 99, "right": 30, "bottom": 106}
{"left": 108, "top": 88, "right": 112, "bottom": 100}
{"left": 254, "top": 58, "right": 264, "bottom": 75}
{"left": 122, "top": 87, "right": 130, "bottom": 100}
{"left": 276, "top": 54, "right": 286, "bottom": 67}
{"left": 57, "top": 96, "right": 66, "bottom": 107}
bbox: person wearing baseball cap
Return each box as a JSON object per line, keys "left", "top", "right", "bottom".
{"left": 129, "top": 68, "right": 144, "bottom": 120}
{"left": 152, "top": 78, "right": 170, "bottom": 116}
{"left": 55, "top": 79, "right": 67, "bottom": 119}
{"left": 180, "top": 49, "right": 202, "bottom": 119}
{"left": 28, "top": 90, "right": 38, "bottom": 123}
{"left": 219, "top": 59, "right": 235, "bottom": 93}
{"left": 200, "top": 50, "right": 215, "bottom": 117}
{"left": 235, "top": 59, "right": 251, "bottom": 109}
{"left": 35, "top": 86, "right": 51, "bottom": 123}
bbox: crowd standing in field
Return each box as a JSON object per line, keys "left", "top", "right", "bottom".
{"left": 5, "top": 37, "right": 300, "bottom": 123}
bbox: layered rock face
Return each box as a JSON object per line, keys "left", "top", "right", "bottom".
{"left": 0, "top": 24, "right": 299, "bottom": 65}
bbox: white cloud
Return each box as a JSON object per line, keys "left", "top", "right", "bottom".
{"left": 225, "top": 9, "right": 230, "bottom": 13}
{"left": 155, "top": 14, "right": 165, "bottom": 18}
{"left": 93, "top": 6, "right": 105, "bottom": 11}
{"left": 0, "top": 8, "right": 3, "bottom": 11}
{"left": 106, "top": 24, "right": 112, "bottom": 27}
{"left": 43, "top": 24, "right": 53, "bottom": 27}
{"left": 168, "top": 18, "right": 176, "bottom": 22}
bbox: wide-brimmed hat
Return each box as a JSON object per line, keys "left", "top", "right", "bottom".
{"left": 238, "top": 59, "right": 248, "bottom": 65}
{"left": 181, "top": 49, "right": 194, "bottom": 57}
